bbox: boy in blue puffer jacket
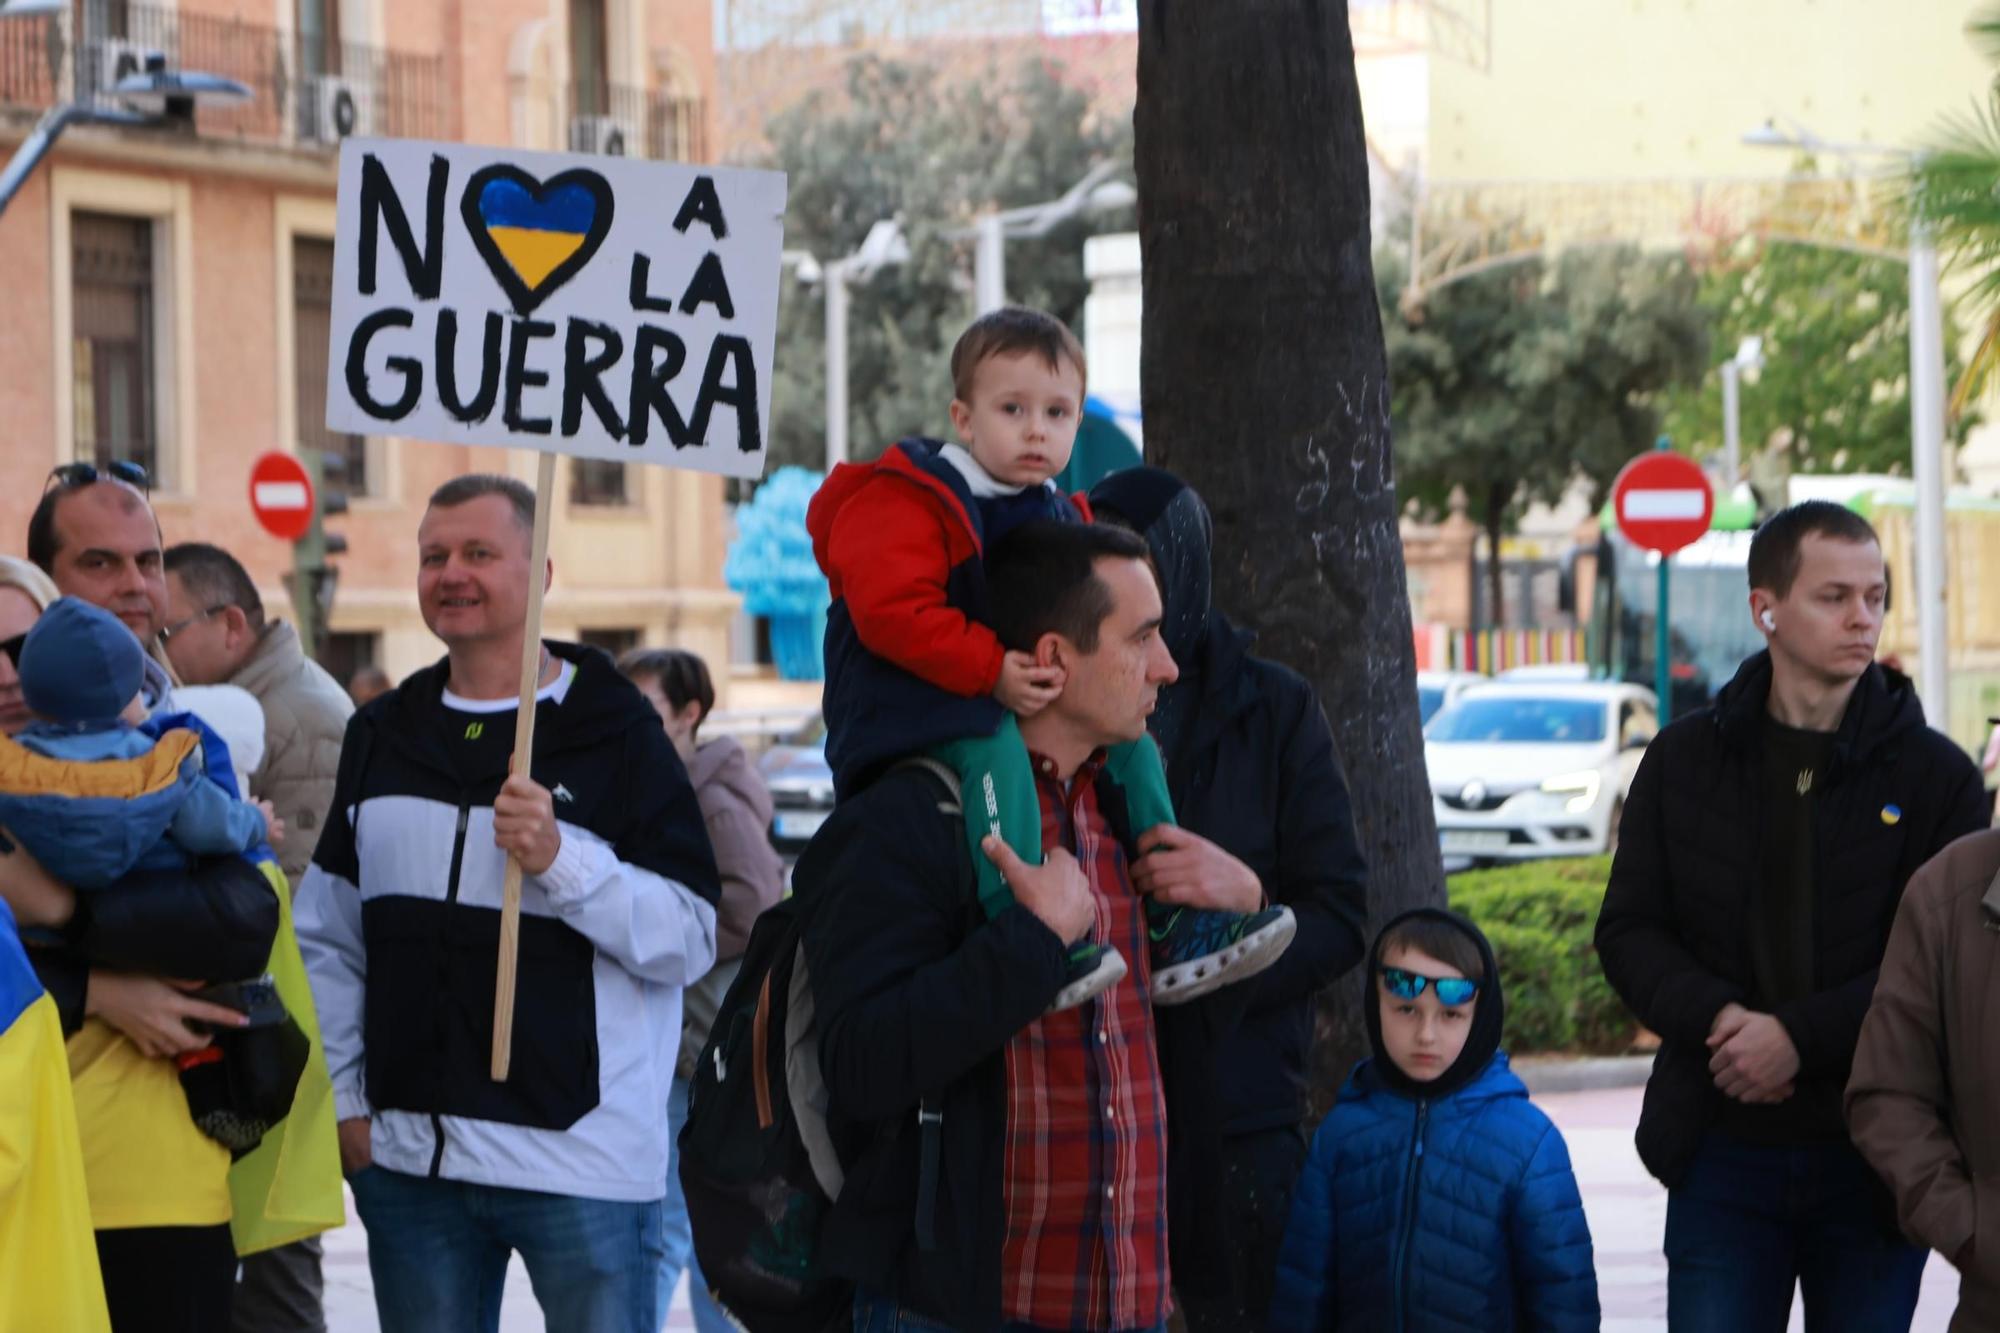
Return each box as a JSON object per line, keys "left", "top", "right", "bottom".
{"left": 0, "top": 597, "right": 275, "bottom": 889}
{"left": 1269, "top": 908, "right": 1599, "bottom": 1333}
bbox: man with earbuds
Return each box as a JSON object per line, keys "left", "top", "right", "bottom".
{"left": 1596, "top": 499, "right": 1986, "bottom": 1331}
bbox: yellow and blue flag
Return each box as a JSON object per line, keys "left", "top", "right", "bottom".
{"left": 0, "top": 898, "right": 110, "bottom": 1333}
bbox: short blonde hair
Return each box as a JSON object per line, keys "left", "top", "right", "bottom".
{"left": 0, "top": 555, "right": 58, "bottom": 614}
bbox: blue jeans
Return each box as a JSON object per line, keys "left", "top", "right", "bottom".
{"left": 1664, "top": 1133, "right": 1927, "bottom": 1332}
{"left": 348, "top": 1166, "right": 664, "bottom": 1333}
{"left": 660, "top": 1076, "right": 735, "bottom": 1332}
{"left": 853, "top": 1288, "right": 1168, "bottom": 1333}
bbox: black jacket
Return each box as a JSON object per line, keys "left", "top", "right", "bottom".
{"left": 1168, "top": 617, "right": 1369, "bottom": 1134}
{"left": 1595, "top": 653, "right": 1986, "bottom": 1186}
{"left": 1087, "top": 467, "right": 1369, "bottom": 1138}
{"left": 30, "top": 854, "right": 280, "bottom": 1034}
{"left": 799, "top": 760, "right": 1230, "bottom": 1330}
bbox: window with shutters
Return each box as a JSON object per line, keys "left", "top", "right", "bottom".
{"left": 570, "top": 0, "right": 609, "bottom": 117}
{"left": 71, "top": 211, "right": 158, "bottom": 477}
{"left": 294, "top": 236, "right": 369, "bottom": 495}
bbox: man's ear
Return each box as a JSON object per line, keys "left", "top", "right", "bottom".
{"left": 1033, "top": 632, "right": 1067, "bottom": 672}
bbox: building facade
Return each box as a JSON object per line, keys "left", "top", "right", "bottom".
{"left": 0, "top": 0, "right": 736, "bottom": 688}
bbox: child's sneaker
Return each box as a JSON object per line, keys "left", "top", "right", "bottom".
{"left": 1148, "top": 904, "right": 1296, "bottom": 1006}
{"left": 1049, "top": 941, "right": 1129, "bottom": 1013}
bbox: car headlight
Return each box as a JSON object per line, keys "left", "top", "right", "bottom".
{"left": 1539, "top": 770, "right": 1601, "bottom": 815}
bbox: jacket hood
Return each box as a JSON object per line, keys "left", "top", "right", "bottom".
{"left": 807, "top": 438, "right": 981, "bottom": 578}
{"left": 1089, "top": 467, "right": 1215, "bottom": 761}
{"left": 20, "top": 597, "right": 145, "bottom": 728}
{"left": 1714, "top": 650, "right": 1926, "bottom": 769}
{"left": 1362, "top": 907, "right": 1508, "bottom": 1102}
{"left": 689, "top": 734, "right": 774, "bottom": 825}
{"left": 1089, "top": 467, "right": 1212, "bottom": 671}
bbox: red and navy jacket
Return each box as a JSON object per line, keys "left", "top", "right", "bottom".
{"left": 807, "top": 438, "right": 1083, "bottom": 798}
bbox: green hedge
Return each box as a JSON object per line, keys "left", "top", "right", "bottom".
{"left": 1447, "top": 856, "right": 1635, "bottom": 1054}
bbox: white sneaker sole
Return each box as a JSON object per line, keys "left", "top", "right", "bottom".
{"left": 1150, "top": 907, "right": 1298, "bottom": 1007}
{"left": 1047, "top": 947, "right": 1130, "bottom": 1013}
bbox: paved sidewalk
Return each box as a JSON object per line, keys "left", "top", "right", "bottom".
{"left": 319, "top": 1082, "right": 1961, "bottom": 1331}
{"left": 1540, "top": 1082, "right": 1960, "bottom": 1332}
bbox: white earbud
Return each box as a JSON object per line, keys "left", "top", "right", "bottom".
{"left": 1761, "top": 610, "right": 1777, "bottom": 633}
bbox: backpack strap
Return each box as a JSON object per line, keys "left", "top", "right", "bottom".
{"left": 887, "top": 755, "right": 961, "bottom": 1253}
{"left": 891, "top": 755, "right": 962, "bottom": 814}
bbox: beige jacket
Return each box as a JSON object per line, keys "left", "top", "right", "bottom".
{"left": 1847, "top": 830, "right": 2000, "bottom": 1332}
{"left": 230, "top": 622, "right": 354, "bottom": 884}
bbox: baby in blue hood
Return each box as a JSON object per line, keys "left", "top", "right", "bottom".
{"left": 1268, "top": 908, "right": 1600, "bottom": 1332}
{"left": 0, "top": 597, "right": 276, "bottom": 891}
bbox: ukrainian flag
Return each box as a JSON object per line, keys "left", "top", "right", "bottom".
{"left": 0, "top": 898, "right": 110, "bottom": 1333}
{"left": 480, "top": 178, "right": 599, "bottom": 291}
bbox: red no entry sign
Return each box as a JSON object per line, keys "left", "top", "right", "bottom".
{"left": 1612, "top": 451, "right": 1713, "bottom": 555}
{"left": 249, "top": 452, "right": 315, "bottom": 542}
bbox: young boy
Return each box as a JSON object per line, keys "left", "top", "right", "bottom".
{"left": 807, "top": 306, "right": 1294, "bottom": 1010}
{"left": 1269, "top": 908, "right": 1601, "bottom": 1333}
{"left": 0, "top": 597, "right": 277, "bottom": 889}
{"left": 0, "top": 598, "right": 302, "bottom": 1152}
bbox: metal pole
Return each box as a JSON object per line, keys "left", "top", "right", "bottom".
{"left": 1909, "top": 224, "right": 1950, "bottom": 732}
{"left": 1720, "top": 361, "right": 1741, "bottom": 485}
{"left": 824, "top": 259, "right": 849, "bottom": 471}
{"left": 1657, "top": 553, "right": 1672, "bottom": 720}
{"left": 974, "top": 213, "right": 1006, "bottom": 314}
{"left": 0, "top": 102, "right": 145, "bottom": 217}
{"left": 1654, "top": 436, "right": 1673, "bottom": 718}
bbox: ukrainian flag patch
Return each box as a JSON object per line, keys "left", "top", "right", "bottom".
{"left": 1880, "top": 804, "right": 1903, "bottom": 826}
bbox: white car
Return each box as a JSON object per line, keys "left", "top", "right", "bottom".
{"left": 1425, "top": 682, "right": 1657, "bottom": 864}
{"left": 1416, "top": 671, "right": 1486, "bottom": 726}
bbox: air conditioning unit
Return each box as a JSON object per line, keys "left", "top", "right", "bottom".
{"left": 305, "top": 74, "right": 367, "bottom": 144}
{"left": 98, "top": 39, "right": 161, "bottom": 97}
{"left": 569, "top": 114, "right": 631, "bottom": 158}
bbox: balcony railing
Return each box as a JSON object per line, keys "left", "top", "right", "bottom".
{"left": 0, "top": 2, "right": 445, "bottom": 150}
{"left": 511, "top": 76, "right": 709, "bottom": 164}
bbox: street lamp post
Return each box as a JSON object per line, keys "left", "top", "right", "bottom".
{"left": 1743, "top": 118, "right": 1951, "bottom": 731}
{"left": 0, "top": 54, "right": 253, "bottom": 217}
{"left": 1719, "top": 335, "right": 1764, "bottom": 485}
{"left": 964, "top": 161, "right": 1137, "bottom": 315}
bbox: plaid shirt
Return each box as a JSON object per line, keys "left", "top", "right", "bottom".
{"left": 1000, "top": 751, "right": 1171, "bottom": 1330}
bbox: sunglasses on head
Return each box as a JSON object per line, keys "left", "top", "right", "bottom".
{"left": 1380, "top": 966, "right": 1480, "bottom": 1007}
{"left": 45, "top": 460, "right": 150, "bottom": 495}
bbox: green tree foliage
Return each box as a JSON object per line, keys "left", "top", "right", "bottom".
{"left": 1449, "top": 856, "right": 1634, "bottom": 1054}
{"left": 1658, "top": 238, "right": 1974, "bottom": 477}
{"left": 1381, "top": 246, "right": 1710, "bottom": 618}
{"left": 757, "top": 56, "right": 1133, "bottom": 479}
{"left": 1902, "top": 6, "right": 2000, "bottom": 412}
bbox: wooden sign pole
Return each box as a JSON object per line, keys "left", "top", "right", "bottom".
{"left": 491, "top": 450, "right": 558, "bottom": 1081}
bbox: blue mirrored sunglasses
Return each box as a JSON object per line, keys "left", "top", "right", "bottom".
{"left": 1381, "top": 966, "right": 1479, "bottom": 1006}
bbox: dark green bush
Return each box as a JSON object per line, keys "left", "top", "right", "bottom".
{"left": 1446, "top": 856, "right": 1635, "bottom": 1054}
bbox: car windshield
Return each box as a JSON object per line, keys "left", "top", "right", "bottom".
{"left": 1418, "top": 686, "right": 1445, "bottom": 723}
{"left": 1426, "top": 696, "right": 1608, "bottom": 744}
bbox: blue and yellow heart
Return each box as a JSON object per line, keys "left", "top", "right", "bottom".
{"left": 460, "top": 164, "right": 616, "bottom": 315}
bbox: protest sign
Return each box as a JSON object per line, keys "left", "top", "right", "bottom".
{"left": 326, "top": 138, "right": 787, "bottom": 481}
{"left": 325, "top": 138, "right": 786, "bottom": 1078}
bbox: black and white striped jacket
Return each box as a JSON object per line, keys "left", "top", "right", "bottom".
{"left": 296, "top": 642, "right": 720, "bottom": 1202}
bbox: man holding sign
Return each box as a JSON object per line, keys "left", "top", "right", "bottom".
{"left": 295, "top": 474, "right": 720, "bottom": 1332}
{"left": 298, "top": 131, "right": 776, "bottom": 1333}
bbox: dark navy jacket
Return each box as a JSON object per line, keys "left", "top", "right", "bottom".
{"left": 806, "top": 438, "right": 1077, "bottom": 798}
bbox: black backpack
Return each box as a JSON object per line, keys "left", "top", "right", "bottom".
{"left": 678, "top": 759, "right": 959, "bottom": 1333}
